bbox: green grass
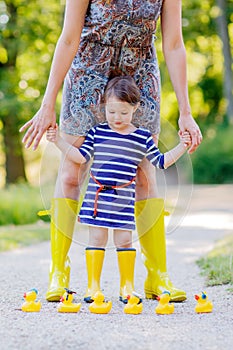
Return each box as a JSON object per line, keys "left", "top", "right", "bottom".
{"left": 0, "top": 222, "right": 50, "bottom": 252}
{"left": 0, "top": 183, "right": 51, "bottom": 225}
{"left": 197, "top": 234, "right": 233, "bottom": 292}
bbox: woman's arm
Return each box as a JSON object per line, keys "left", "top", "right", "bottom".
{"left": 42, "top": 0, "right": 89, "bottom": 108}
{"left": 161, "top": 0, "right": 202, "bottom": 153}
{"left": 20, "top": 0, "right": 90, "bottom": 150}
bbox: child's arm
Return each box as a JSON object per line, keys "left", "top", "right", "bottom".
{"left": 164, "top": 131, "right": 191, "bottom": 168}
{"left": 46, "top": 125, "right": 86, "bottom": 164}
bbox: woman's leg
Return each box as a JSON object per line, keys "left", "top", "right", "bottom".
{"left": 135, "top": 135, "right": 187, "bottom": 302}
{"left": 54, "top": 133, "right": 88, "bottom": 199}
{"left": 84, "top": 226, "right": 108, "bottom": 302}
{"left": 46, "top": 134, "right": 89, "bottom": 301}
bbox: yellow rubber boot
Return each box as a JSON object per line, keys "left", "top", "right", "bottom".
{"left": 84, "top": 247, "right": 105, "bottom": 303}
{"left": 135, "top": 198, "right": 187, "bottom": 302}
{"left": 117, "top": 248, "right": 137, "bottom": 304}
{"left": 45, "top": 198, "right": 79, "bottom": 302}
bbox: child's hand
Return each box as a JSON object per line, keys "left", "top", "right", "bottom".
{"left": 46, "top": 124, "right": 58, "bottom": 143}
{"left": 179, "top": 131, "right": 191, "bottom": 149}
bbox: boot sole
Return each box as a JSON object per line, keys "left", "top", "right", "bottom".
{"left": 145, "top": 291, "right": 187, "bottom": 302}
{"left": 46, "top": 290, "right": 64, "bottom": 302}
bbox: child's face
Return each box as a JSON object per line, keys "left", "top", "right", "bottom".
{"left": 105, "top": 96, "right": 138, "bottom": 131}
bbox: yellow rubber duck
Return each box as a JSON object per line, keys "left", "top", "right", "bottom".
{"left": 57, "top": 288, "right": 81, "bottom": 313}
{"left": 21, "top": 288, "right": 41, "bottom": 312}
{"left": 195, "top": 291, "right": 213, "bottom": 313}
{"left": 89, "top": 291, "right": 112, "bottom": 314}
{"left": 155, "top": 291, "right": 174, "bottom": 315}
{"left": 124, "top": 292, "right": 143, "bottom": 314}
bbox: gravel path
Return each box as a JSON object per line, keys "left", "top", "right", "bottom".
{"left": 0, "top": 185, "right": 233, "bottom": 350}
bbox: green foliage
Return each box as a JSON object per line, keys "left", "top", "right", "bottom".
{"left": 0, "top": 183, "right": 46, "bottom": 225}
{"left": 191, "top": 125, "right": 233, "bottom": 183}
{"left": 158, "top": 0, "right": 233, "bottom": 126}
{"left": 197, "top": 234, "right": 233, "bottom": 288}
{"left": 0, "top": 0, "right": 232, "bottom": 185}
{"left": 0, "top": 0, "right": 63, "bottom": 124}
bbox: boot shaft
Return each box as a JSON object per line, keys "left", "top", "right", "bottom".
{"left": 117, "top": 248, "right": 136, "bottom": 303}
{"left": 135, "top": 198, "right": 167, "bottom": 272}
{"left": 84, "top": 247, "right": 105, "bottom": 302}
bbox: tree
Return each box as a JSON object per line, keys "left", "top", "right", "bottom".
{"left": 0, "top": 0, "right": 63, "bottom": 185}
{"left": 215, "top": 0, "right": 233, "bottom": 122}
{"left": 0, "top": 1, "right": 26, "bottom": 183}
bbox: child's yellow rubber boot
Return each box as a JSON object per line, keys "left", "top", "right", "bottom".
{"left": 44, "top": 198, "right": 79, "bottom": 302}
{"left": 84, "top": 247, "right": 105, "bottom": 303}
{"left": 117, "top": 248, "right": 138, "bottom": 304}
{"left": 135, "top": 198, "right": 186, "bottom": 302}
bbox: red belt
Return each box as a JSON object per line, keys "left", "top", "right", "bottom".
{"left": 90, "top": 171, "right": 136, "bottom": 219}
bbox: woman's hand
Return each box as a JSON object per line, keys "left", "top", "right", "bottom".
{"left": 178, "top": 114, "right": 202, "bottom": 154}
{"left": 19, "top": 104, "right": 57, "bottom": 150}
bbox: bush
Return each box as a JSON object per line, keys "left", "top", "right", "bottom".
{"left": 0, "top": 184, "right": 47, "bottom": 225}
{"left": 191, "top": 125, "right": 233, "bottom": 184}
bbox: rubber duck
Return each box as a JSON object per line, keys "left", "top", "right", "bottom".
{"left": 124, "top": 292, "right": 143, "bottom": 314}
{"left": 89, "top": 291, "right": 112, "bottom": 314}
{"left": 57, "top": 288, "right": 81, "bottom": 313}
{"left": 21, "top": 288, "right": 41, "bottom": 312}
{"left": 155, "top": 291, "right": 174, "bottom": 315}
{"left": 195, "top": 291, "right": 213, "bottom": 313}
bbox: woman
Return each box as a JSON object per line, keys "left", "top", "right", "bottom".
{"left": 20, "top": 0, "right": 202, "bottom": 302}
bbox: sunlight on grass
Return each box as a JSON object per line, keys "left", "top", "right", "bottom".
{"left": 197, "top": 234, "right": 233, "bottom": 292}
{"left": 0, "top": 222, "right": 50, "bottom": 252}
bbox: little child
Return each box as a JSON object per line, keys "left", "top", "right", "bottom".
{"left": 47, "top": 76, "right": 191, "bottom": 303}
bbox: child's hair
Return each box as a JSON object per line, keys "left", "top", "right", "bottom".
{"left": 104, "top": 76, "right": 140, "bottom": 106}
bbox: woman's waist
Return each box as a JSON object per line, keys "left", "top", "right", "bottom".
{"left": 81, "top": 20, "right": 157, "bottom": 48}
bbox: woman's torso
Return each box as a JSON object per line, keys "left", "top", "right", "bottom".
{"left": 81, "top": 0, "right": 164, "bottom": 47}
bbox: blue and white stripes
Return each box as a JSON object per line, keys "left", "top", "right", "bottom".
{"left": 78, "top": 123, "right": 164, "bottom": 230}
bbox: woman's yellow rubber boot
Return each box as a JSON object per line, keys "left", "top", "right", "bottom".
{"left": 84, "top": 247, "right": 105, "bottom": 303}
{"left": 117, "top": 248, "right": 138, "bottom": 304}
{"left": 45, "top": 198, "right": 79, "bottom": 302}
{"left": 135, "top": 198, "right": 187, "bottom": 302}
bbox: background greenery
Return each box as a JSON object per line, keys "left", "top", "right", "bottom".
{"left": 0, "top": 2, "right": 232, "bottom": 208}
{"left": 0, "top": 1, "right": 232, "bottom": 292}
{"left": 0, "top": 0, "right": 232, "bottom": 187}
{"left": 197, "top": 234, "right": 233, "bottom": 291}
{"left": 0, "top": 183, "right": 46, "bottom": 225}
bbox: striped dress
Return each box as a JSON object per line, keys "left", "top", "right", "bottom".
{"left": 78, "top": 123, "right": 164, "bottom": 230}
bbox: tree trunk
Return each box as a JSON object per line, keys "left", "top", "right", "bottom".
{"left": 215, "top": 0, "right": 233, "bottom": 122}
{"left": 3, "top": 118, "right": 27, "bottom": 184}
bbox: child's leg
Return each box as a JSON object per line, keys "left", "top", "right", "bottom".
{"left": 84, "top": 226, "right": 108, "bottom": 303}
{"left": 113, "top": 229, "right": 132, "bottom": 249}
{"left": 114, "top": 230, "right": 138, "bottom": 303}
{"left": 88, "top": 226, "right": 108, "bottom": 247}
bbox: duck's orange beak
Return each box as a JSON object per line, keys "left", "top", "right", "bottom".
{"left": 195, "top": 295, "right": 199, "bottom": 300}
{"left": 60, "top": 296, "right": 64, "bottom": 302}
{"left": 156, "top": 296, "right": 160, "bottom": 301}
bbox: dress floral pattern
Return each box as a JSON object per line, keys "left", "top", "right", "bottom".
{"left": 60, "top": 0, "right": 164, "bottom": 136}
